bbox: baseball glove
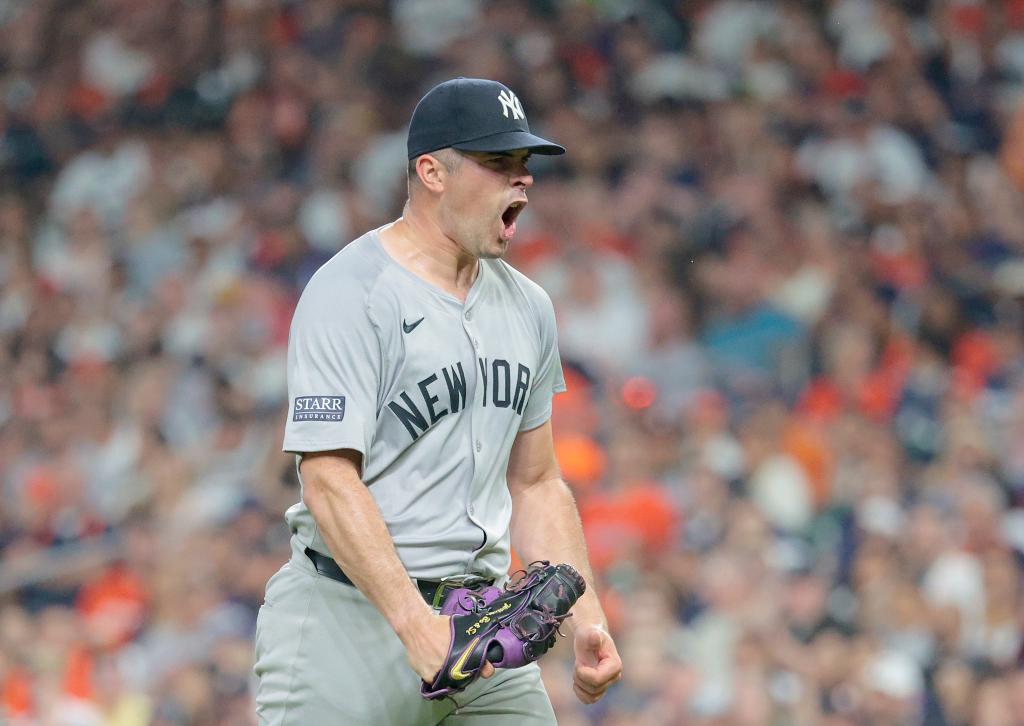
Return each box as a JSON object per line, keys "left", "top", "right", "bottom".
{"left": 421, "top": 561, "right": 586, "bottom": 700}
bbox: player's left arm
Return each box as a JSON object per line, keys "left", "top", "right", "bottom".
{"left": 506, "top": 419, "right": 623, "bottom": 704}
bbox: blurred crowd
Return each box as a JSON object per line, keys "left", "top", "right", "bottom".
{"left": 1, "top": 0, "right": 1024, "bottom": 724}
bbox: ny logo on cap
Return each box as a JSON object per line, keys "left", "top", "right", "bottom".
{"left": 498, "top": 89, "right": 525, "bottom": 120}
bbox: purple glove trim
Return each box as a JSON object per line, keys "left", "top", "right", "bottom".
{"left": 438, "top": 585, "right": 502, "bottom": 616}
{"left": 420, "top": 562, "right": 585, "bottom": 701}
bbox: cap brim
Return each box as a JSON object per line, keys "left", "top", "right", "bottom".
{"left": 453, "top": 130, "right": 566, "bottom": 155}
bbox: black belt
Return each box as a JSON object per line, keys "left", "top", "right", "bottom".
{"left": 304, "top": 548, "right": 494, "bottom": 609}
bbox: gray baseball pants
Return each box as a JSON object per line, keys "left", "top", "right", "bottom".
{"left": 253, "top": 540, "right": 557, "bottom": 725}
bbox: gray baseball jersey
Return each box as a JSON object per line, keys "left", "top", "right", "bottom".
{"left": 282, "top": 227, "right": 566, "bottom": 580}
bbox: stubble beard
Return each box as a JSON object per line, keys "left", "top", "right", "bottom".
{"left": 464, "top": 218, "right": 509, "bottom": 260}
{"left": 482, "top": 236, "right": 509, "bottom": 259}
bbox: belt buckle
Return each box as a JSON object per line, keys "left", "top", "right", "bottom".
{"left": 431, "top": 574, "right": 489, "bottom": 609}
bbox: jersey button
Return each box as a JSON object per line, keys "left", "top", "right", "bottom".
{"left": 469, "top": 505, "right": 476, "bottom": 515}
{"left": 475, "top": 440, "right": 482, "bottom": 452}
{"left": 464, "top": 310, "right": 473, "bottom": 321}
{"left": 473, "top": 339, "right": 479, "bottom": 350}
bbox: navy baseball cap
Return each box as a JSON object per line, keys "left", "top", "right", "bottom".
{"left": 407, "top": 78, "right": 566, "bottom": 160}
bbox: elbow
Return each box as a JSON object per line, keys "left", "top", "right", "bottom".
{"left": 301, "top": 466, "right": 326, "bottom": 503}
{"left": 509, "top": 475, "right": 572, "bottom": 502}
{"left": 298, "top": 450, "right": 364, "bottom": 518}
{"left": 551, "top": 478, "right": 576, "bottom": 504}
{"left": 299, "top": 466, "right": 332, "bottom": 524}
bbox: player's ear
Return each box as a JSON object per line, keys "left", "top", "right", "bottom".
{"left": 415, "top": 153, "right": 447, "bottom": 194}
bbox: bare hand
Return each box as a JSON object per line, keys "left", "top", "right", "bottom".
{"left": 402, "top": 612, "right": 495, "bottom": 684}
{"left": 572, "top": 624, "right": 622, "bottom": 704}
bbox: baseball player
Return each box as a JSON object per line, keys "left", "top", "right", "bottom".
{"left": 254, "top": 77, "right": 622, "bottom": 724}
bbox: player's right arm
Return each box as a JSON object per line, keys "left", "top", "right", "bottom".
{"left": 283, "top": 262, "right": 490, "bottom": 684}
{"left": 298, "top": 449, "right": 455, "bottom": 682}
{"left": 284, "top": 264, "right": 448, "bottom": 684}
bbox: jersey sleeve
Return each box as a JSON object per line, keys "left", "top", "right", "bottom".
{"left": 283, "top": 273, "right": 382, "bottom": 456}
{"left": 520, "top": 288, "right": 566, "bottom": 431}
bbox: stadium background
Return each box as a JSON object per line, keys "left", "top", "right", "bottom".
{"left": 2, "top": 0, "right": 1024, "bottom": 723}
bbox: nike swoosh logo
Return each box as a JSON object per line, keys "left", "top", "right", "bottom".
{"left": 449, "top": 636, "right": 481, "bottom": 681}
{"left": 403, "top": 317, "right": 424, "bottom": 334}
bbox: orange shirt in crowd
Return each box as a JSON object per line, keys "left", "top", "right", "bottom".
{"left": 579, "top": 480, "right": 680, "bottom": 574}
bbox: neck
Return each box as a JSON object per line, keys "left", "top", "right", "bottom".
{"left": 380, "top": 200, "right": 479, "bottom": 300}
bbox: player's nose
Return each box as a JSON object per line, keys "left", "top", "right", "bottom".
{"left": 511, "top": 164, "right": 533, "bottom": 189}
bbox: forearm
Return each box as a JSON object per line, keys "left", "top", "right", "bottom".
{"left": 301, "top": 455, "right": 432, "bottom": 641}
{"left": 509, "top": 477, "right": 606, "bottom": 631}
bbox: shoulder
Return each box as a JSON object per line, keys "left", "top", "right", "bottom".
{"left": 295, "top": 231, "right": 390, "bottom": 322}
{"left": 484, "top": 259, "right": 556, "bottom": 323}
{"left": 299, "top": 230, "right": 389, "bottom": 307}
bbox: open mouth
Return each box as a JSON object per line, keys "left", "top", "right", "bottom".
{"left": 501, "top": 201, "right": 526, "bottom": 240}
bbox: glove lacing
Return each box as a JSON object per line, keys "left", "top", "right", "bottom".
{"left": 448, "top": 589, "right": 491, "bottom": 615}
{"left": 505, "top": 560, "right": 573, "bottom": 640}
